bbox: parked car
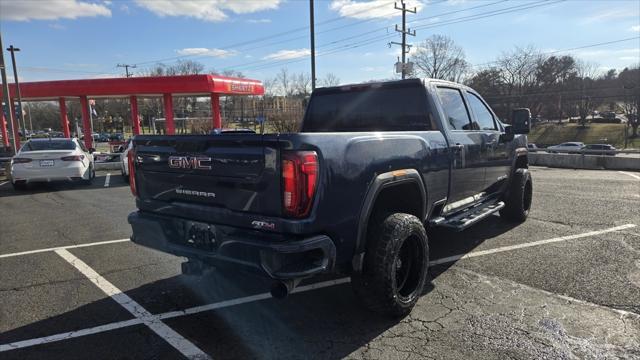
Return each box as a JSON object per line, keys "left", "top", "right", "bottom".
{"left": 120, "top": 139, "right": 132, "bottom": 182}
{"left": 581, "top": 144, "right": 616, "bottom": 156}
{"left": 127, "top": 78, "right": 533, "bottom": 316}
{"left": 95, "top": 133, "right": 110, "bottom": 142}
{"left": 10, "top": 138, "right": 95, "bottom": 190}
{"left": 527, "top": 143, "right": 538, "bottom": 150}
{"left": 546, "top": 142, "right": 584, "bottom": 154}
{"left": 109, "top": 133, "right": 124, "bottom": 141}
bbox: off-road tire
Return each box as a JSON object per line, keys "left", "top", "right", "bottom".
{"left": 500, "top": 168, "right": 532, "bottom": 222}
{"left": 352, "top": 213, "right": 429, "bottom": 317}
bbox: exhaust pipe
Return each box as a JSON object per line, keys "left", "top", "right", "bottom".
{"left": 270, "top": 278, "right": 301, "bottom": 299}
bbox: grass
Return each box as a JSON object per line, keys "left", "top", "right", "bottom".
{"left": 529, "top": 123, "right": 639, "bottom": 149}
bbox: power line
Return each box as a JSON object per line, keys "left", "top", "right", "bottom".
{"left": 235, "top": 0, "right": 564, "bottom": 72}
{"left": 131, "top": 1, "right": 400, "bottom": 66}
{"left": 472, "top": 36, "right": 640, "bottom": 68}
{"left": 117, "top": 63, "right": 137, "bottom": 77}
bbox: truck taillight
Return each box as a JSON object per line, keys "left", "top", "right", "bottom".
{"left": 282, "top": 151, "right": 318, "bottom": 218}
{"left": 128, "top": 151, "right": 137, "bottom": 197}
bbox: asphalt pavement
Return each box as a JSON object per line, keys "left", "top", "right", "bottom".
{"left": 0, "top": 167, "right": 639, "bottom": 359}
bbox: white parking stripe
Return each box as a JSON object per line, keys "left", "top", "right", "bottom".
{"left": 0, "top": 181, "right": 9, "bottom": 187}
{"left": 0, "top": 278, "right": 351, "bottom": 352}
{"left": 55, "top": 249, "right": 211, "bottom": 360}
{"left": 0, "top": 238, "right": 130, "bottom": 259}
{"left": 104, "top": 173, "right": 111, "bottom": 187}
{"left": 619, "top": 171, "right": 640, "bottom": 180}
{"left": 1, "top": 224, "right": 637, "bottom": 353}
{"left": 0, "top": 318, "right": 143, "bottom": 352}
{"left": 430, "top": 223, "right": 637, "bottom": 266}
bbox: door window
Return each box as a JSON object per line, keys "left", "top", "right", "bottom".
{"left": 436, "top": 87, "right": 472, "bottom": 131}
{"left": 467, "top": 92, "right": 497, "bottom": 130}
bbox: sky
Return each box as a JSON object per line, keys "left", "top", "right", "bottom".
{"left": 0, "top": 0, "right": 639, "bottom": 85}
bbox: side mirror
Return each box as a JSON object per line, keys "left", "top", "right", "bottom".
{"left": 511, "top": 108, "right": 531, "bottom": 134}
{"left": 500, "top": 124, "right": 514, "bottom": 142}
{"left": 89, "top": 147, "right": 96, "bottom": 154}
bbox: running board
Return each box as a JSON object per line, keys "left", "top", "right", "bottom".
{"left": 429, "top": 201, "right": 505, "bottom": 231}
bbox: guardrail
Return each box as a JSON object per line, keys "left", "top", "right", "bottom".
{"left": 529, "top": 152, "right": 640, "bottom": 171}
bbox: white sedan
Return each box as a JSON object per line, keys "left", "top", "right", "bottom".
{"left": 546, "top": 142, "right": 585, "bottom": 154}
{"left": 120, "top": 139, "right": 132, "bottom": 183}
{"left": 10, "top": 138, "right": 96, "bottom": 190}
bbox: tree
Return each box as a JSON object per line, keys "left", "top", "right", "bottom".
{"left": 412, "top": 34, "right": 469, "bottom": 82}
{"left": 319, "top": 73, "right": 340, "bottom": 87}
{"left": 619, "top": 66, "right": 640, "bottom": 137}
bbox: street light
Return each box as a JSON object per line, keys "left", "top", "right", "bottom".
{"left": 6, "top": 45, "right": 26, "bottom": 137}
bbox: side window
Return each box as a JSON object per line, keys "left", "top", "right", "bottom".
{"left": 436, "top": 87, "right": 472, "bottom": 130}
{"left": 467, "top": 92, "right": 496, "bottom": 131}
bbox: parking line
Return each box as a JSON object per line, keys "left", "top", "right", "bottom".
{"left": 0, "top": 278, "right": 351, "bottom": 353}
{"left": 619, "top": 171, "right": 640, "bottom": 180}
{"left": 104, "top": 173, "right": 111, "bottom": 187}
{"left": 0, "top": 181, "right": 8, "bottom": 187}
{"left": 55, "top": 249, "right": 211, "bottom": 360}
{"left": 1, "top": 224, "right": 637, "bottom": 353}
{"left": 0, "top": 238, "right": 129, "bottom": 259}
{"left": 430, "top": 223, "right": 637, "bottom": 266}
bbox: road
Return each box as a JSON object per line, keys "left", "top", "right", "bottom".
{"left": 1, "top": 167, "right": 639, "bottom": 359}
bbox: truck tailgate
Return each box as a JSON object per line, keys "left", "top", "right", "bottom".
{"left": 133, "top": 134, "right": 282, "bottom": 216}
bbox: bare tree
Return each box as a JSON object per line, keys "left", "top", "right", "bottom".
{"left": 319, "top": 73, "right": 340, "bottom": 87}
{"left": 275, "top": 68, "right": 294, "bottom": 96}
{"left": 412, "top": 34, "right": 470, "bottom": 82}
{"left": 292, "top": 73, "right": 312, "bottom": 96}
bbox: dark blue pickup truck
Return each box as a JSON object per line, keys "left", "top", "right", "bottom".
{"left": 128, "top": 78, "right": 532, "bottom": 316}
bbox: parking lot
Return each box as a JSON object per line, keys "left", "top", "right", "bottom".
{"left": 1, "top": 167, "right": 639, "bottom": 359}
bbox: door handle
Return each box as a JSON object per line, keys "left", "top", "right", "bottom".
{"left": 451, "top": 143, "right": 464, "bottom": 152}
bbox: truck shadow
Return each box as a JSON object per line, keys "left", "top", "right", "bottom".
{"left": 1, "top": 217, "right": 518, "bottom": 359}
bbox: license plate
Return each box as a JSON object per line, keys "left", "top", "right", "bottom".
{"left": 40, "top": 160, "right": 54, "bottom": 167}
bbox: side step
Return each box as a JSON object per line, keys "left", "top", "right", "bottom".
{"left": 429, "top": 201, "right": 505, "bottom": 231}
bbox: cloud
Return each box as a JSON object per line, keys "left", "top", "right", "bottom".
{"left": 582, "top": 9, "right": 639, "bottom": 24}
{"left": 0, "top": 0, "right": 111, "bottom": 21}
{"left": 48, "top": 23, "right": 65, "bottom": 30}
{"left": 569, "top": 48, "right": 639, "bottom": 64}
{"left": 247, "top": 18, "right": 271, "bottom": 23}
{"left": 134, "top": 0, "right": 281, "bottom": 22}
{"left": 329, "top": 0, "right": 424, "bottom": 20}
{"left": 120, "top": 4, "right": 130, "bottom": 14}
{"left": 631, "top": 25, "right": 640, "bottom": 32}
{"left": 176, "top": 48, "right": 238, "bottom": 58}
{"left": 263, "top": 49, "right": 310, "bottom": 60}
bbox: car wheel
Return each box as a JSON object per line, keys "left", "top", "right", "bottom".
{"left": 500, "top": 168, "right": 533, "bottom": 222}
{"left": 121, "top": 164, "right": 129, "bottom": 183}
{"left": 83, "top": 164, "right": 94, "bottom": 185}
{"left": 12, "top": 180, "right": 27, "bottom": 191}
{"left": 351, "top": 213, "right": 429, "bottom": 317}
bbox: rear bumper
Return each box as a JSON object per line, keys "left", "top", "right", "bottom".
{"left": 11, "top": 163, "right": 86, "bottom": 182}
{"left": 128, "top": 211, "right": 336, "bottom": 280}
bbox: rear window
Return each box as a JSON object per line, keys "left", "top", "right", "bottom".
{"left": 22, "top": 140, "right": 76, "bottom": 151}
{"left": 302, "top": 83, "right": 434, "bottom": 132}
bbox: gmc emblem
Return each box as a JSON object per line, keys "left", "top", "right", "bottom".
{"left": 168, "top": 156, "right": 212, "bottom": 170}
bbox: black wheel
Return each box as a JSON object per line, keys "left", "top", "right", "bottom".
{"left": 83, "top": 164, "right": 94, "bottom": 185}
{"left": 500, "top": 168, "right": 533, "bottom": 222}
{"left": 12, "top": 180, "right": 27, "bottom": 191}
{"left": 351, "top": 213, "right": 429, "bottom": 317}
{"left": 122, "top": 165, "right": 129, "bottom": 183}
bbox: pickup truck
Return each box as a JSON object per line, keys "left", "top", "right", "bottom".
{"left": 127, "top": 78, "right": 532, "bottom": 317}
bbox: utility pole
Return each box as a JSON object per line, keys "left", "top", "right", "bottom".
{"left": 117, "top": 63, "right": 136, "bottom": 77}
{"left": 309, "top": 0, "right": 316, "bottom": 90}
{"left": 390, "top": 1, "right": 416, "bottom": 79}
{"left": 0, "top": 33, "right": 19, "bottom": 152}
{"left": 6, "top": 45, "right": 26, "bottom": 136}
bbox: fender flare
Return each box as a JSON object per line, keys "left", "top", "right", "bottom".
{"left": 352, "top": 169, "right": 427, "bottom": 272}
